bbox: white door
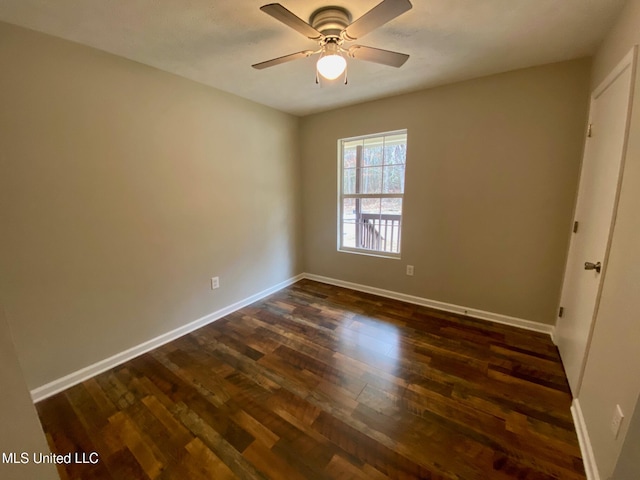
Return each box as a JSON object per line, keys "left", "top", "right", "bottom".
{"left": 556, "top": 48, "right": 637, "bottom": 396}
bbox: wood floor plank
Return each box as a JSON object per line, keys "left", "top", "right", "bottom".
{"left": 103, "top": 447, "right": 152, "bottom": 480}
{"left": 183, "top": 437, "right": 239, "bottom": 480}
{"left": 37, "top": 279, "right": 585, "bottom": 479}
{"left": 172, "top": 402, "right": 268, "bottom": 480}
{"left": 107, "top": 411, "right": 165, "bottom": 479}
{"left": 325, "top": 453, "right": 391, "bottom": 480}
{"left": 37, "top": 392, "right": 111, "bottom": 479}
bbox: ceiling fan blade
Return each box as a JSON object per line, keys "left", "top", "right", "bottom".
{"left": 343, "top": 0, "right": 412, "bottom": 41}
{"left": 348, "top": 45, "right": 409, "bottom": 67}
{"left": 252, "top": 50, "right": 315, "bottom": 70}
{"left": 260, "top": 4, "right": 323, "bottom": 40}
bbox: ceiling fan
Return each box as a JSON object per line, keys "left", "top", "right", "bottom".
{"left": 252, "top": 0, "right": 413, "bottom": 83}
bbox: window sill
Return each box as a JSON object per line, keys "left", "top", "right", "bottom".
{"left": 338, "top": 247, "right": 401, "bottom": 260}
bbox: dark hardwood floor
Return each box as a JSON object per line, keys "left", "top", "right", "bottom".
{"left": 37, "top": 279, "right": 585, "bottom": 479}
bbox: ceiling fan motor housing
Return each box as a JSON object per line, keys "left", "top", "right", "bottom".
{"left": 252, "top": 2, "right": 412, "bottom": 73}
{"left": 310, "top": 7, "right": 352, "bottom": 38}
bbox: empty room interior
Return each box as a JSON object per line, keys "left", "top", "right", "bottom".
{"left": 1, "top": 0, "right": 640, "bottom": 479}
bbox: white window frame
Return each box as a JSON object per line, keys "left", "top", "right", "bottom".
{"left": 337, "top": 129, "right": 407, "bottom": 259}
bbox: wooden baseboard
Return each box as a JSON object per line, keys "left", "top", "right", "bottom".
{"left": 303, "top": 273, "right": 555, "bottom": 337}
{"left": 30, "top": 274, "right": 305, "bottom": 402}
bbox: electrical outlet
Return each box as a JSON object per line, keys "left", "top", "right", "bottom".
{"left": 211, "top": 276, "right": 220, "bottom": 290}
{"left": 406, "top": 265, "right": 414, "bottom": 276}
{"left": 611, "top": 404, "right": 624, "bottom": 438}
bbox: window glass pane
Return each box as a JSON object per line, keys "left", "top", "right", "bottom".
{"left": 359, "top": 198, "right": 380, "bottom": 252}
{"left": 341, "top": 198, "right": 356, "bottom": 248}
{"left": 361, "top": 166, "right": 382, "bottom": 194}
{"left": 361, "top": 198, "right": 381, "bottom": 216}
{"left": 342, "top": 224, "right": 356, "bottom": 249}
{"left": 381, "top": 198, "right": 402, "bottom": 216}
{"left": 383, "top": 164, "right": 405, "bottom": 194}
{"left": 343, "top": 198, "right": 356, "bottom": 220}
{"left": 343, "top": 168, "right": 356, "bottom": 194}
{"left": 343, "top": 145, "right": 357, "bottom": 169}
{"left": 363, "top": 138, "right": 383, "bottom": 166}
{"left": 380, "top": 198, "right": 402, "bottom": 253}
{"left": 384, "top": 142, "right": 406, "bottom": 166}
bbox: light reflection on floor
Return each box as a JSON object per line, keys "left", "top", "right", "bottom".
{"left": 338, "top": 314, "right": 402, "bottom": 373}
{"left": 336, "top": 314, "right": 409, "bottom": 440}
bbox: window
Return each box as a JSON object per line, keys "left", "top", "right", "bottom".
{"left": 338, "top": 130, "right": 407, "bottom": 257}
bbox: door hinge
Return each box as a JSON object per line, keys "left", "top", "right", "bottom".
{"left": 573, "top": 221, "right": 579, "bottom": 233}
{"left": 587, "top": 123, "right": 593, "bottom": 138}
{"left": 559, "top": 306, "right": 564, "bottom": 318}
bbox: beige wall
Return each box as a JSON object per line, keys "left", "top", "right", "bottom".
{"left": 0, "top": 305, "right": 59, "bottom": 479}
{"left": 300, "top": 59, "right": 591, "bottom": 325}
{"left": 0, "top": 22, "right": 301, "bottom": 391}
{"left": 592, "top": 0, "right": 640, "bottom": 87}
{"left": 576, "top": 1, "right": 640, "bottom": 478}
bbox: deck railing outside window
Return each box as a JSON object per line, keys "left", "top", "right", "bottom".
{"left": 357, "top": 213, "right": 401, "bottom": 253}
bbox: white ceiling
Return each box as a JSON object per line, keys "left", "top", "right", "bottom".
{"left": 0, "top": 0, "right": 626, "bottom": 116}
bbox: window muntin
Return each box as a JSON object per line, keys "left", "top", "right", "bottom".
{"left": 338, "top": 130, "right": 407, "bottom": 257}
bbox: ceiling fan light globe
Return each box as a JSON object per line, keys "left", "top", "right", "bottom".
{"left": 317, "top": 54, "right": 346, "bottom": 80}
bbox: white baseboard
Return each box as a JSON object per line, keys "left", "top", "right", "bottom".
{"left": 31, "top": 272, "right": 555, "bottom": 402}
{"left": 303, "top": 273, "right": 555, "bottom": 337}
{"left": 30, "top": 274, "right": 305, "bottom": 403}
{"left": 571, "top": 399, "right": 600, "bottom": 480}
